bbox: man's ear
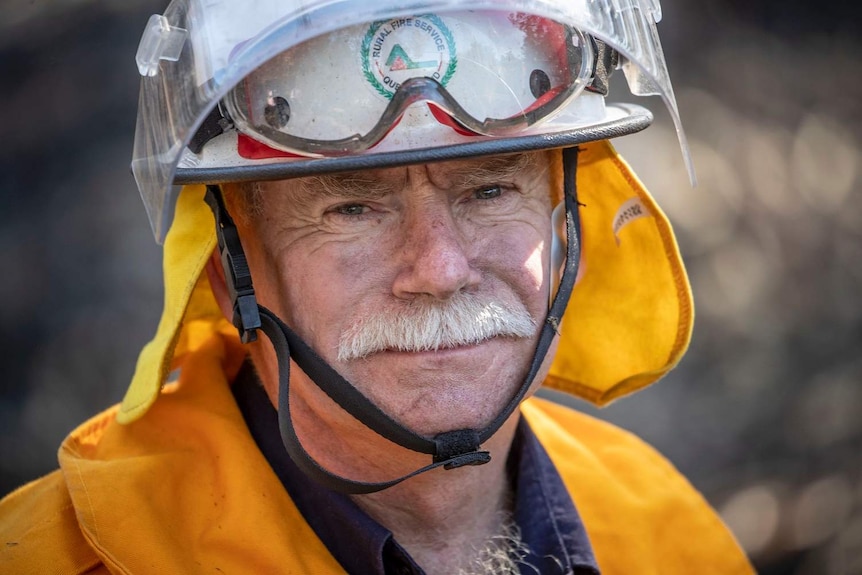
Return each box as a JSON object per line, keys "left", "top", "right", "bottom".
{"left": 205, "top": 249, "right": 234, "bottom": 322}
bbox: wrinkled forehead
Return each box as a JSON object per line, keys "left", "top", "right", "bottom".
{"left": 224, "top": 149, "right": 561, "bottom": 219}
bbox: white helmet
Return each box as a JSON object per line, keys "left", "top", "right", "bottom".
{"left": 133, "top": 0, "right": 693, "bottom": 243}
{"left": 128, "top": 0, "right": 694, "bottom": 493}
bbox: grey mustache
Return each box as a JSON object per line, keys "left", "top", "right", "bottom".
{"left": 337, "top": 292, "right": 537, "bottom": 361}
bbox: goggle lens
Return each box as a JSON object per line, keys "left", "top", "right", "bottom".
{"left": 223, "top": 11, "right": 595, "bottom": 155}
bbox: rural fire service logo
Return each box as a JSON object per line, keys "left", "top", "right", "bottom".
{"left": 361, "top": 14, "right": 457, "bottom": 99}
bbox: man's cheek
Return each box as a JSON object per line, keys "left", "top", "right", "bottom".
{"left": 482, "top": 233, "right": 547, "bottom": 288}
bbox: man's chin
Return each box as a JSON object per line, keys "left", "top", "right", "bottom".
{"left": 337, "top": 337, "right": 533, "bottom": 434}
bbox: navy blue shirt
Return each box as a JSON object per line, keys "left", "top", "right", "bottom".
{"left": 232, "top": 362, "right": 600, "bottom": 575}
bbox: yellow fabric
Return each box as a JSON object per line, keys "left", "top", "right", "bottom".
{"left": 0, "top": 471, "right": 109, "bottom": 575}
{"left": 117, "top": 184, "right": 225, "bottom": 423}
{"left": 0, "top": 330, "right": 751, "bottom": 574}
{"left": 546, "top": 141, "right": 693, "bottom": 405}
{"left": 521, "top": 399, "right": 753, "bottom": 574}
{"left": 2, "top": 333, "right": 344, "bottom": 574}
{"left": 118, "top": 140, "right": 694, "bottom": 422}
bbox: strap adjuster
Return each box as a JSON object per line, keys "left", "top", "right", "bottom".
{"left": 433, "top": 429, "right": 491, "bottom": 469}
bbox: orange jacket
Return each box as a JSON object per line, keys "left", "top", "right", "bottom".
{"left": 2, "top": 140, "right": 753, "bottom": 572}
{"left": 0, "top": 330, "right": 753, "bottom": 574}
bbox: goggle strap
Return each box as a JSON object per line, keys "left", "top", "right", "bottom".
{"left": 587, "top": 36, "right": 620, "bottom": 96}
{"left": 192, "top": 105, "right": 233, "bottom": 155}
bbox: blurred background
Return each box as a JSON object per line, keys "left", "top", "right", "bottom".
{"left": 1, "top": 0, "right": 860, "bottom": 572}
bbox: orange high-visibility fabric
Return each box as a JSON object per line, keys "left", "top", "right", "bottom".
{"left": 1, "top": 331, "right": 752, "bottom": 574}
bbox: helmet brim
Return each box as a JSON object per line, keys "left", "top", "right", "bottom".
{"left": 175, "top": 102, "right": 652, "bottom": 186}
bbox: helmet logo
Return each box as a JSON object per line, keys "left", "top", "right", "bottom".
{"left": 361, "top": 15, "right": 457, "bottom": 99}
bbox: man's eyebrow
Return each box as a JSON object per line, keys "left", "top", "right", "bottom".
{"left": 288, "top": 153, "right": 539, "bottom": 204}
{"left": 294, "top": 172, "right": 396, "bottom": 203}
{"left": 447, "top": 153, "right": 540, "bottom": 188}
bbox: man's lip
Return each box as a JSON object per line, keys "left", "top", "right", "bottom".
{"left": 367, "top": 340, "right": 493, "bottom": 359}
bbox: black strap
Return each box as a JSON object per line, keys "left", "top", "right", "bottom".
{"left": 267, "top": 305, "right": 440, "bottom": 455}
{"left": 476, "top": 146, "right": 582, "bottom": 444}
{"left": 261, "top": 308, "right": 490, "bottom": 494}
{"left": 587, "top": 37, "right": 619, "bottom": 96}
{"left": 206, "top": 147, "right": 582, "bottom": 493}
{"left": 204, "top": 186, "right": 260, "bottom": 343}
{"left": 190, "top": 105, "right": 232, "bottom": 154}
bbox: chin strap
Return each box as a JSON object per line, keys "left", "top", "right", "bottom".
{"left": 203, "top": 146, "right": 581, "bottom": 494}
{"left": 204, "top": 188, "right": 261, "bottom": 344}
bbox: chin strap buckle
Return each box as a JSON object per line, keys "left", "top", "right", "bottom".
{"left": 204, "top": 185, "right": 261, "bottom": 343}
{"left": 433, "top": 429, "right": 491, "bottom": 470}
{"left": 443, "top": 452, "right": 492, "bottom": 470}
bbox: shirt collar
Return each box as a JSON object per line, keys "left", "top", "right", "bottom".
{"left": 232, "top": 361, "right": 599, "bottom": 575}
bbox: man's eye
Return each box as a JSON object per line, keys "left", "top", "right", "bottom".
{"left": 335, "top": 204, "right": 368, "bottom": 216}
{"left": 474, "top": 186, "right": 502, "bottom": 200}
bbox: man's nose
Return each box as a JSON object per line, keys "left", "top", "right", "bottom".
{"left": 391, "top": 201, "right": 482, "bottom": 300}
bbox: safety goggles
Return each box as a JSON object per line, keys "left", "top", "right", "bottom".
{"left": 217, "top": 13, "right": 597, "bottom": 157}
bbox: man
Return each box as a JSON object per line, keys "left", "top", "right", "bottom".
{"left": 1, "top": 0, "right": 753, "bottom": 573}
